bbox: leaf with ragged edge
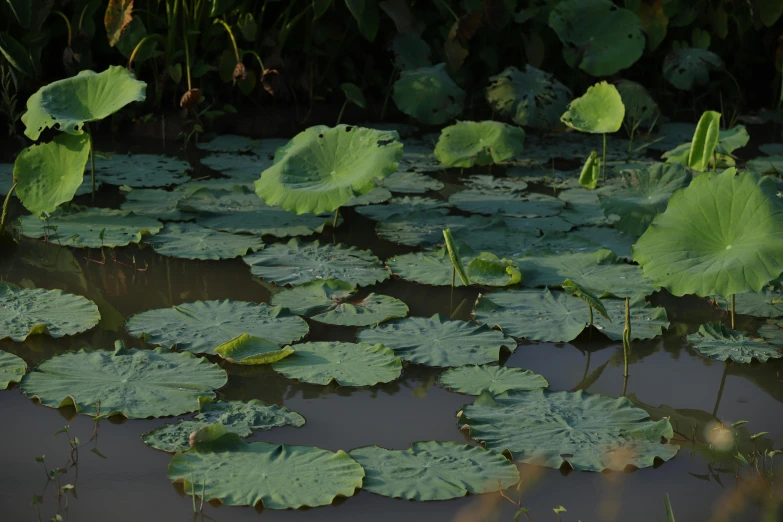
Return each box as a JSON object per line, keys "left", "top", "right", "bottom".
{"left": 142, "top": 398, "right": 304, "bottom": 452}
{"left": 18, "top": 209, "right": 163, "bottom": 248}
{"left": 579, "top": 151, "right": 599, "bottom": 189}
{"left": 434, "top": 121, "right": 525, "bottom": 168}
{"left": 459, "top": 389, "right": 678, "bottom": 471}
{"left": 349, "top": 442, "right": 520, "bottom": 501}
{"left": 340, "top": 82, "right": 366, "bottom": 109}
{"left": 94, "top": 153, "right": 191, "bottom": 187}
{"left": 105, "top": 0, "right": 134, "bottom": 47}
{"left": 392, "top": 64, "right": 465, "bottom": 125}
{"left": 663, "top": 48, "right": 722, "bottom": 91}
{"left": 0, "top": 284, "right": 100, "bottom": 342}
{"left": 467, "top": 253, "right": 522, "bottom": 287}
{"left": 632, "top": 169, "right": 783, "bottom": 297}
{"left": 22, "top": 66, "right": 146, "bottom": 141}
{"left": 439, "top": 365, "right": 548, "bottom": 396}
{"left": 271, "top": 342, "right": 402, "bottom": 386}
{"left": 168, "top": 434, "right": 364, "bottom": 508}
{"left": 14, "top": 133, "right": 91, "bottom": 215}
{"left": 255, "top": 125, "right": 402, "bottom": 214}
{"left": 594, "top": 297, "right": 669, "bottom": 341}
{"left": 357, "top": 314, "right": 515, "bottom": 367}
{"left": 125, "top": 300, "right": 308, "bottom": 355}
{"left": 0, "top": 351, "right": 26, "bottom": 389}
{"left": 687, "top": 322, "right": 782, "bottom": 364}
{"left": 443, "top": 228, "right": 470, "bottom": 286}
{"left": 21, "top": 342, "right": 227, "bottom": 418}
{"left": 144, "top": 223, "right": 264, "bottom": 260}
{"left": 563, "top": 278, "right": 610, "bottom": 321}
{"left": 214, "top": 334, "right": 294, "bottom": 365}
{"left": 561, "top": 82, "right": 625, "bottom": 134}
{"left": 688, "top": 111, "right": 721, "bottom": 172}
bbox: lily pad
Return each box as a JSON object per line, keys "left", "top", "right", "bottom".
{"left": 387, "top": 247, "right": 469, "bottom": 287}
{"left": 197, "top": 134, "right": 257, "bottom": 153}
{"left": 439, "top": 365, "right": 548, "bottom": 395}
{"left": 242, "top": 239, "right": 389, "bottom": 287}
{"left": 344, "top": 187, "right": 393, "bottom": 206}
{"left": 485, "top": 65, "right": 571, "bottom": 130}
{"left": 687, "top": 322, "right": 782, "bottom": 364}
{"left": 94, "top": 153, "right": 191, "bottom": 187}
{"left": 0, "top": 351, "right": 26, "bottom": 389}
{"left": 349, "top": 442, "right": 520, "bottom": 501}
{"left": 716, "top": 286, "right": 783, "bottom": 318}
{"left": 434, "top": 121, "right": 525, "bottom": 167}
{"left": 357, "top": 314, "right": 515, "bottom": 367}
{"left": 379, "top": 171, "right": 444, "bottom": 193}
{"left": 200, "top": 152, "right": 274, "bottom": 180}
{"left": 449, "top": 190, "right": 564, "bottom": 218}
{"left": 143, "top": 223, "right": 264, "bottom": 260}
{"left": 459, "top": 389, "right": 678, "bottom": 471}
{"left": 467, "top": 253, "right": 523, "bottom": 287}
{"left": 377, "top": 211, "right": 490, "bottom": 248}
{"left": 214, "top": 334, "right": 295, "bottom": 365}
{"left": 21, "top": 342, "right": 227, "bottom": 418}
{"left": 125, "top": 300, "right": 309, "bottom": 355}
{"left": 392, "top": 64, "right": 465, "bottom": 125}
{"left": 271, "top": 342, "right": 402, "bottom": 386}
{"left": 121, "top": 188, "right": 190, "bottom": 221}
{"left": 561, "top": 81, "right": 624, "bottom": 134}
{"left": 355, "top": 196, "right": 450, "bottom": 221}
{"left": 558, "top": 187, "right": 619, "bottom": 227}
{"left": 663, "top": 48, "right": 723, "bottom": 91}
{"left": 594, "top": 297, "right": 670, "bottom": 341}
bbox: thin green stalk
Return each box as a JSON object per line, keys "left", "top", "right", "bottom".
{"left": 52, "top": 11, "right": 73, "bottom": 47}
{"left": 215, "top": 19, "right": 240, "bottom": 62}
{"left": 336, "top": 99, "right": 348, "bottom": 126}
{"left": 86, "top": 125, "right": 96, "bottom": 201}
{"left": 182, "top": 2, "right": 192, "bottom": 91}
{"left": 127, "top": 34, "right": 165, "bottom": 70}
{"left": 588, "top": 305, "right": 593, "bottom": 325}
{"left": 332, "top": 208, "right": 339, "bottom": 228}
{"left": 602, "top": 133, "right": 607, "bottom": 182}
{"left": 1, "top": 181, "right": 17, "bottom": 229}
{"left": 623, "top": 296, "right": 631, "bottom": 379}
{"left": 731, "top": 294, "right": 735, "bottom": 329}
{"left": 244, "top": 50, "right": 265, "bottom": 71}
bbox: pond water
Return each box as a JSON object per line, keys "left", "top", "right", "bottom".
{"left": 0, "top": 134, "right": 781, "bottom": 522}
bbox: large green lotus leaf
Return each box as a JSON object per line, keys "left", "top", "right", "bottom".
{"left": 485, "top": 65, "right": 572, "bottom": 130}
{"left": 594, "top": 297, "right": 669, "bottom": 341}
{"left": 460, "top": 389, "right": 678, "bottom": 471}
{"left": 615, "top": 79, "right": 659, "bottom": 127}
{"left": 15, "top": 133, "right": 91, "bottom": 215}
{"left": 355, "top": 196, "right": 450, "bottom": 221}
{"left": 94, "top": 153, "right": 191, "bottom": 187}
{"left": 632, "top": 170, "right": 783, "bottom": 297}
{"left": 120, "top": 188, "right": 190, "bottom": 221}
{"left": 376, "top": 211, "right": 490, "bottom": 248}
{"left": 561, "top": 81, "right": 625, "bottom": 134}
{"left": 663, "top": 48, "right": 723, "bottom": 91}
{"left": 344, "top": 187, "right": 393, "bottom": 206}
{"left": 380, "top": 171, "right": 444, "bottom": 193}
{"left": 144, "top": 223, "right": 264, "bottom": 260}
{"left": 255, "top": 125, "right": 403, "bottom": 214}
{"left": 439, "top": 365, "right": 548, "bottom": 396}
{"left": 357, "top": 314, "right": 514, "bottom": 367}
{"left": 197, "top": 134, "right": 257, "bottom": 153}
{"left": 549, "top": 0, "right": 644, "bottom": 77}
{"left": 200, "top": 152, "right": 274, "bottom": 180}
{"left": 349, "top": 441, "right": 519, "bottom": 501}
{"left": 598, "top": 163, "right": 691, "bottom": 236}
{"left": 716, "top": 286, "right": 783, "bottom": 318}
{"left": 0, "top": 351, "right": 26, "bottom": 389}
{"left": 392, "top": 64, "right": 465, "bottom": 125}
{"left": 18, "top": 209, "right": 163, "bottom": 248}
{"left": 0, "top": 284, "right": 100, "bottom": 342}
{"left": 271, "top": 342, "right": 402, "bottom": 386}
{"left": 142, "top": 398, "right": 305, "bottom": 452}
{"left": 168, "top": 434, "right": 364, "bottom": 508}
{"left": 242, "top": 238, "right": 389, "bottom": 287}
{"left": 449, "top": 190, "right": 565, "bottom": 218}
{"left": 434, "top": 121, "right": 525, "bottom": 167}
{"left": 687, "top": 322, "right": 782, "bottom": 364}
{"left": 22, "top": 66, "right": 146, "bottom": 141}
{"left": 271, "top": 281, "right": 408, "bottom": 326}
{"left": 125, "top": 300, "right": 308, "bottom": 354}
{"left": 473, "top": 288, "right": 590, "bottom": 342}
{"left": 515, "top": 249, "right": 657, "bottom": 298}
{"left": 21, "top": 342, "right": 227, "bottom": 418}
{"left": 451, "top": 220, "right": 566, "bottom": 258}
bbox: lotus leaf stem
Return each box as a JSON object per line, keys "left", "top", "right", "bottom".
{"left": 127, "top": 34, "right": 165, "bottom": 70}
{"left": 730, "top": 294, "right": 735, "bottom": 329}
{"left": 623, "top": 296, "right": 631, "bottom": 379}
{"left": 86, "top": 125, "right": 96, "bottom": 201}
{"left": 243, "top": 50, "right": 265, "bottom": 72}
{"left": 588, "top": 305, "right": 593, "bottom": 326}
{"left": 0, "top": 181, "right": 17, "bottom": 229}
{"left": 333, "top": 208, "right": 340, "bottom": 228}
{"left": 336, "top": 99, "right": 348, "bottom": 126}
{"left": 52, "top": 11, "right": 72, "bottom": 48}
{"left": 712, "top": 363, "right": 728, "bottom": 417}
{"left": 183, "top": 5, "right": 192, "bottom": 91}
{"left": 215, "top": 19, "right": 241, "bottom": 63}
{"left": 602, "top": 133, "right": 607, "bottom": 182}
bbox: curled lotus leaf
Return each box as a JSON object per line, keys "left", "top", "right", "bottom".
{"left": 687, "top": 322, "right": 783, "bottom": 364}
{"left": 214, "top": 334, "right": 294, "bottom": 365}
{"left": 439, "top": 365, "right": 548, "bottom": 396}
{"left": 0, "top": 351, "right": 26, "bottom": 389}
{"left": 143, "top": 223, "right": 264, "bottom": 260}
{"left": 392, "top": 64, "right": 465, "bottom": 125}
{"left": 561, "top": 81, "right": 625, "bottom": 134}
{"left": 434, "top": 121, "right": 525, "bottom": 168}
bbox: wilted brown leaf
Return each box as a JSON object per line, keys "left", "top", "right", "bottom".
{"left": 105, "top": 0, "right": 134, "bottom": 47}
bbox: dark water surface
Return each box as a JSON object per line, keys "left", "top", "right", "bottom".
{"left": 1, "top": 137, "right": 781, "bottom": 522}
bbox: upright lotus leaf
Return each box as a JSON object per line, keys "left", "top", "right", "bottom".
{"left": 443, "top": 228, "right": 470, "bottom": 286}
{"left": 14, "top": 133, "right": 91, "bottom": 215}
{"left": 485, "top": 65, "right": 572, "bottom": 129}
{"left": 663, "top": 126, "right": 749, "bottom": 169}
{"left": 125, "top": 300, "right": 308, "bottom": 355}
{"left": 271, "top": 342, "right": 402, "bottom": 386}
{"left": 434, "top": 121, "right": 525, "bottom": 167}
{"left": 18, "top": 209, "right": 163, "bottom": 248}
{"left": 663, "top": 48, "right": 723, "bottom": 91}
{"left": 214, "top": 334, "right": 294, "bottom": 365}
{"left": 242, "top": 238, "right": 389, "bottom": 287}
{"left": 0, "top": 284, "right": 100, "bottom": 342}
{"left": 357, "top": 314, "right": 515, "bottom": 367}
{"left": 392, "top": 64, "right": 465, "bottom": 125}
{"left": 579, "top": 151, "right": 600, "bottom": 189}
{"left": 104, "top": 0, "right": 134, "bottom": 46}
{"left": 340, "top": 82, "right": 366, "bottom": 109}
{"left": 94, "top": 153, "right": 192, "bottom": 187}
{"left": 22, "top": 66, "right": 147, "bottom": 141}
{"left": 561, "top": 82, "right": 625, "bottom": 134}
{"left": 0, "top": 351, "right": 26, "bottom": 389}
{"left": 377, "top": 211, "right": 491, "bottom": 248}
{"left": 142, "top": 398, "right": 305, "bottom": 452}
{"left": 473, "top": 288, "right": 590, "bottom": 342}
{"left": 687, "top": 322, "right": 782, "bottom": 364}
{"left": 459, "top": 389, "right": 678, "bottom": 471}
{"left": 255, "top": 125, "right": 403, "bottom": 214}
{"left": 716, "top": 286, "right": 783, "bottom": 318}
{"left": 439, "top": 365, "right": 548, "bottom": 396}
{"left": 615, "top": 79, "right": 659, "bottom": 128}
{"left": 450, "top": 190, "right": 564, "bottom": 218}
{"left": 632, "top": 169, "right": 783, "bottom": 297}
{"left": 688, "top": 111, "right": 721, "bottom": 172}
{"left": 549, "top": 0, "right": 645, "bottom": 77}
{"left": 467, "top": 253, "right": 522, "bottom": 287}
{"left": 144, "top": 223, "right": 264, "bottom": 260}
{"left": 594, "top": 297, "right": 669, "bottom": 341}
{"left": 168, "top": 434, "right": 364, "bottom": 509}
{"left": 21, "top": 342, "right": 227, "bottom": 418}
{"left": 349, "top": 442, "right": 520, "bottom": 501}
{"left": 598, "top": 163, "right": 692, "bottom": 236}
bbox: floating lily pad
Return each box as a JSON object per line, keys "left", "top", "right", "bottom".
{"left": 558, "top": 187, "right": 619, "bottom": 226}
{"left": 687, "top": 322, "right": 782, "bottom": 364}
{"left": 168, "top": 434, "right": 363, "bottom": 509}
{"left": 271, "top": 342, "right": 402, "bottom": 386}
{"left": 18, "top": 209, "right": 163, "bottom": 248}
{"left": 197, "top": 134, "right": 257, "bottom": 153}
{"left": 387, "top": 247, "right": 469, "bottom": 287}
{"left": 94, "top": 153, "right": 191, "bottom": 187}
{"left": 271, "top": 280, "right": 408, "bottom": 326}
{"left": 377, "top": 211, "right": 489, "bottom": 248}
{"left": 21, "top": 342, "right": 227, "bottom": 418}
{"left": 243, "top": 239, "right": 389, "bottom": 287}
{"left": 595, "top": 297, "right": 669, "bottom": 341}
{"left": 120, "top": 188, "right": 190, "bottom": 221}
{"left": 344, "top": 187, "right": 393, "bottom": 206}
{"left": 663, "top": 48, "right": 723, "bottom": 91}
{"left": 485, "top": 65, "right": 571, "bottom": 130}
{"left": 0, "top": 283, "right": 100, "bottom": 342}
{"left": 758, "top": 319, "right": 783, "bottom": 345}
{"left": 379, "top": 171, "right": 444, "bottom": 193}
{"left": 392, "top": 64, "right": 465, "bottom": 125}
{"left": 0, "top": 351, "right": 26, "bottom": 389}
{"left": 571, "top": 226, "right": 636, "bottom": 259}
{"left": 716, "top": 286, "right": 783, "bottom": 318}
{"left": 349, "top": 442, "right": 520, "bottom": 501}
{"left": 214, "top": 334, "right": 295, "bottom": 365}
{"left": 439, "top": 365, "right": 548, "bottom": 395}
{"left": 459, "top": 389, "right": 678, "bottom": 471}
{"left": 125, "top": 300, "right": 309, "bottom": 355}
{"left": 142, "top": 398, "right": 305, "bottom": 452}
{"left": 355, "top": 196, "right": 450, "bottom": 221}
{"left": 434, "top": 121, "right": 525, "bottom": 167}
{"left": 357, "top": 314, "right": 515, "bottom": 367}
{"left": 465, "top": 175, "right": 529, "bottom": 192}
{"left": 200, "top": 152, "right": 274, "bottom": 180}
{"left": 144, "top": 223, "right": 264, "bottom": 260}
{"left": 449, "top": 190, "right": 564, "bottom": 218}
{"left": 250, "top": 138, "right": 290, "bottom": 158}
{"left": 468, "top": 253, "right": 523, "bottom": 287}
